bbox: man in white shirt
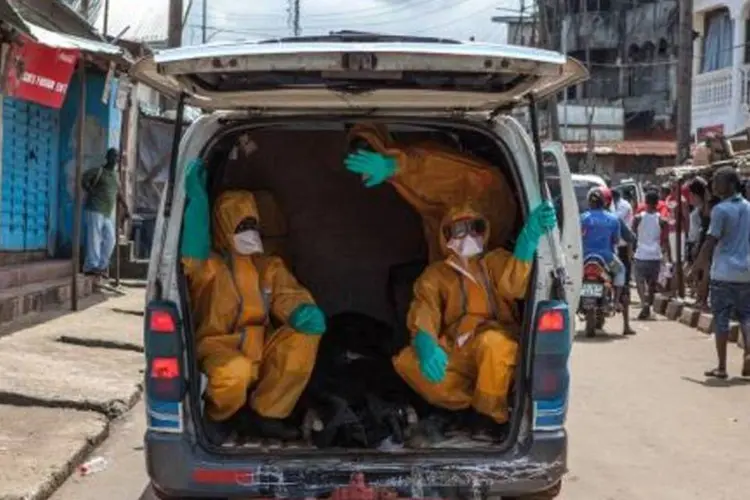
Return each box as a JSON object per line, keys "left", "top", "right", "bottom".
{"left": 612, "top": 189, "right": 634, "bottom": 228}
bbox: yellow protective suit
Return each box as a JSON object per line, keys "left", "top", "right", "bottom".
{"left": 393, "top": 206, "right": 530, "bottom": 423}
{"left": 183, "top": 191, "right": 321, "bottom": 421}
{"left": 348, "top": 123, "right": 518, "bottom": 262}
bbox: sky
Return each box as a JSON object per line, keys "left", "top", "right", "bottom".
{"left": 93, "top": 0, "right": 523, "bottom": 46}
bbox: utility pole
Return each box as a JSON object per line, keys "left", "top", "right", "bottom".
{"left": 288, "top": 0, "right": 301, "bottom": 37}
{"left": 581, "top": 0, "right": 596, "bottom": 172}
{"left": 202, "top": 0, "right": 207, "bottom": 43}
{"left": 676, "top": 0, "right": 694, "bottom": 165}
{"left": 538, "top": 0, "right": 560, "bottom": 140}
{"left": 168, "top": 0, "right": 184, "bottom": 48}
{"left": 103, "top": 0, "right": 110, "bottom": 36}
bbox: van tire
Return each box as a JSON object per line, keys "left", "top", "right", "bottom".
{"left": 506, "top": 480, "right": 562, "bottom": 499}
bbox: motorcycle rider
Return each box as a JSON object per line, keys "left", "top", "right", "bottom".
{"left": 580, "top": 186, "right": 630, "bottom": 331}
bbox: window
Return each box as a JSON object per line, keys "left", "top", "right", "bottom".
{"left": 701, "top": 9, "right": 733, "bottom": 73}
{"left": 744, "top": 19, "right": 750, "bottom": 64}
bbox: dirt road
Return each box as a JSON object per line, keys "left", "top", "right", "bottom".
{"left": 53, "top": 314, "right": 750, "bottom": 500}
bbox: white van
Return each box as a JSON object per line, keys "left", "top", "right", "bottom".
{"left": 134, "top": 33, "right": 586, "bottom": 499}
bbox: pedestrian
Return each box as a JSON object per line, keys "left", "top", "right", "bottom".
{"left": 613, "top": 189, "right": 636, "bottom": 335}
{"left": 612, "top": 189, "right": 634, "bottom": 228}
{"left": 632, "top": 189, "right": 671, "bottom": 319}
{"left": 81, "top": 148, "right": 130, "bottom": 277}
{"left": 690, "top": 167, "right": 750, "bottom": 380}
{"left": 686, "top": 177, "right": 708, "bottom": 265}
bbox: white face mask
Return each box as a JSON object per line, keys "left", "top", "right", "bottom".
{"left": 233, "top": 230, "right": 264, "bottom": 255}
{"left": 447, "top": 235, "right": 484, "bottom": 258}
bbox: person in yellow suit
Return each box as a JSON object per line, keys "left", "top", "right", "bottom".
{"left": 344, "top": 122, "right": 518, "bottom": 262}
{"left": 392, "top": 201, "right": 556, "bottom": 444}
{"left": 181, "top": 158, "right": 326, "bottom": 440}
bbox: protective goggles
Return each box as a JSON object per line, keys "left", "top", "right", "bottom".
{"left": 442, "top": 218, "right": 487, "bottom": 240}
{"left": 234, "top": 217, "right": 259, "bottom": 234}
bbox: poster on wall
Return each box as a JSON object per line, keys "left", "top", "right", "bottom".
{"left": 3, "top": 34, "right": 79, "bottom": 109}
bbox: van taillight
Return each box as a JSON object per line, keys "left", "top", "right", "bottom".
{"left": 145, "top": 301, "right": 184, "bottom": 402}
{"left": 532, "top": 301, "right": 570, "bottom": 404}
{"left": 150, "top": 310, "right": 176, "bottom": 333}
{"left": 537, "top": 309, "right": 564, "bottom": 332}
{"left": 151, "top": 357, "right": 180, "bottom": 379}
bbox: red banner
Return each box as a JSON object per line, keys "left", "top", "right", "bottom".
{"left": 4, "top": 34, "right": 79, "bottom": 109}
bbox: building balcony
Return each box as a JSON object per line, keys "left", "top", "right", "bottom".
{"left": 691, "top": 67, "right": 750, "bottom": 136}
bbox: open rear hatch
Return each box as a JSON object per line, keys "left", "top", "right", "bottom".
{"left": 139, "top": 33, "right": 587, "bottom": 455}
{"left": 130, "top": 32, "right": 587, "bottom": 113}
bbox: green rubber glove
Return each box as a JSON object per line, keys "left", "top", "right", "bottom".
{"left": 289, "top": 304, "right": 327, "bottom": 335}
{"left": 413, "top": 330, "right": 448, "bottom": 383}
{"left": 180, "top": 158, "right": 211, "bottom": 260}
{"left": 344, "top": 150, "right": 397, "bottom": 188}
{"left": 514, "top": 201, "right": 557, "bottom": 262}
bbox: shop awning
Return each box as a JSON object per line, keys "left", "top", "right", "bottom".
{"left": 25, "top": 21, "right": 132, "bottom": 69}
{"left": 2, "top": 15, "right": 133, "bottom": 69}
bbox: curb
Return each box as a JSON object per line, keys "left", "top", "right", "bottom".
{"left": 18, "top": 388, "right": 143, "bottom": 500}
{"left": 651, "top": 294, "right": 745, "bottom": 348}
{"left": 19, "top": 417, "right": 112, "bottom": 500}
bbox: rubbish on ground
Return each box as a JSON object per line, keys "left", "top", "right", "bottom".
{"left": 78, "top": 456, "right": 108, "bottom": 476}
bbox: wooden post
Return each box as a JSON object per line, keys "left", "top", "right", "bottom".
{"left": 675, "top": 178, "right": 685, "bottom": 297}
{"left": 114, "top": 86, "right": 132, "bottom": 288}
{"left": 676, "top": 0, "right": 694, "bottom": 166}
{"left": 72, "top": 62, "right": 86, "bottom": 311}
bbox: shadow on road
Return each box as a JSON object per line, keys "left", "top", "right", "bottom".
{"left": 681, "top": 375, "right": 750, "bottom": 388}
{"left": 111, "top": 308, "right": 145, "bottom": 317}
{"left": 574, "top": 331, "right": 629, "bottom": 343}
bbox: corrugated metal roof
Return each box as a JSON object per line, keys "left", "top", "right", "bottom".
{"left": 564, "top": 140, "right": 677, "bottom": 157}
{"left": 26, "top": 20, "right": 124, "bottom": 56}
{"left": 10, "top": 0, "right": 103, "bottom": 41}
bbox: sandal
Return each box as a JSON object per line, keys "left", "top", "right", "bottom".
{"left": 704, "top": 368, "right": 728, "bottom": 380}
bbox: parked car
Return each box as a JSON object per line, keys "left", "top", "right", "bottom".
{"left": 133, "top": 33, "right": 587, "bottom": 499}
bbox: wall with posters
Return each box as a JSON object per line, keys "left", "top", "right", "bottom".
{"left": 56, "top": 70, "right": 122, "bottom": 257}
{"left": 0, "top": 36, "right": 79, "bottom": 255}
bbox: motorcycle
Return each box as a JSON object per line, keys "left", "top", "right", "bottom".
{"left": 578, "top": 254, "right": 616, "bottom": 337}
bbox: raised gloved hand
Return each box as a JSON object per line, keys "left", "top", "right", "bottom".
{"left": 413, "top": 330, "right": 448, "bottom": 383}
{"left": 513, "top": 201, "right": 557, "bottom": 262}
{"left": 181, "top": 158, "right": 211, "bottom": 260}
{"left": 289, "top": 304, "right": 327, "bottom": 335}
{"left": 344, "top": 150, "right": 397, "bottom": 188}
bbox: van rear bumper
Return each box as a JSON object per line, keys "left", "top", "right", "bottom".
{"left": 146, "top": 429, "right": 566, "bottom": 498}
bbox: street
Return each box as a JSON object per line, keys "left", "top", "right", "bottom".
{"left": 50, "top": 311, "right": 750, "bottom": 500}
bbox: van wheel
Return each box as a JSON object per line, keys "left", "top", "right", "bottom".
{"left": 505, "top": 480, "right": 562, "bottom": 499}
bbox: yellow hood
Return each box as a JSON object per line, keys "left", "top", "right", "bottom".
{"left": 212, "top": 190, "right": 260, "bottom": 253}
{"left": 439, "top": 204, "right": 490, "bottom": 258}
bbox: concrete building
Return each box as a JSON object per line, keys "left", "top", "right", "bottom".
{"left": 560, "top": 0, "right": 678, "bottom": 138}
{"left": 494, "top": 3, "right": 678, "bottom": 175}
{"left": 691, "top": 1, "right": 750, "bottom": 138}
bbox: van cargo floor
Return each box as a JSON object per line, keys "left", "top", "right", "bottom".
{"left": 220, "top": 430, "right": 481, "bottom": 451}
